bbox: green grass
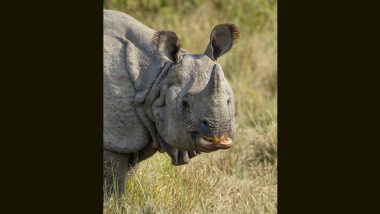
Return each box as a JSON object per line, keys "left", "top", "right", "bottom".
{"left": 104, "top": 0, "right": 277, "bottom": 213}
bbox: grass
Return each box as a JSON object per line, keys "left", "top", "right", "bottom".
{"left": 104, "top": 0, "right": 277, "bottom": 213}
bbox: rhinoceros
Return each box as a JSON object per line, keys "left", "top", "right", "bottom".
{"left": 103, "top": 9, "right": 239, "bottom": 197}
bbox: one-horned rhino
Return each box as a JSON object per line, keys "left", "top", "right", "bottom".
{"left": 103, "top": 10, "right": 239, "bottom": 197}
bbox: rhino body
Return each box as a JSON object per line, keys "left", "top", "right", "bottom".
{"left": 103, "top": 10, "right": 238, "bottom": 197}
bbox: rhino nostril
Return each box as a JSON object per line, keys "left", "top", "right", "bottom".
{"left": 201, "top": 120, "right": 208, "bottom": 127}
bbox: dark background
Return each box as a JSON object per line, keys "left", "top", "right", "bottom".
{"left": 1, "top": 0, "right": 379, "bottom": 213}
{"left": 1, "top": 1, "right": 103, "bottom": 213}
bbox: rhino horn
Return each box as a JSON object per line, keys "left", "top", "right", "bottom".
{"left": 204, "top": 65, "right": 222, "bottom": 96}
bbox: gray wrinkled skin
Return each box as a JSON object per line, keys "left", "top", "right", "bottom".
{"left": 103, "top": 10, "right": 237, "bottom": 197}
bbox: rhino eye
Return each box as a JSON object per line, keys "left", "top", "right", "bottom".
{"left": 227, "top": 99, "right": 231, "bottom": 105}
{"left": 182, "top": 100, "right": 189, "bottom": 109}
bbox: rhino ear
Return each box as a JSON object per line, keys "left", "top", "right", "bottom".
{"left": 204, "top": 24, "right": 239, "bottom": 60}
{"left": 152, "top": 31, "right": 181, "bottom": 63}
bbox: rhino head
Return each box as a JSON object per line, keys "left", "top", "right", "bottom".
{"left": 144, "top": 24, "right": 239, "bottom": 165}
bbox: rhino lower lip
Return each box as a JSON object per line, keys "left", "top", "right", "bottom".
{"left": 189, "top": 131, "right": 232, "bottom": 152}
{"left": 201, "top": 136, "right": 232, "bottom": 145}
{"left": 197, "top": 136, "right": 232, "bottom": 153}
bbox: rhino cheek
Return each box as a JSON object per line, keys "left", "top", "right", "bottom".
{"left": 165, "top": 119, "right": 192, "bottom": 150}
{"left": 162, "top": 106, "right": 196, "bottom": 151}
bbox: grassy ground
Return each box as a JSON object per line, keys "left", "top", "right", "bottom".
{"left": 104, "top": 0, "right": 277, "bottom": 213}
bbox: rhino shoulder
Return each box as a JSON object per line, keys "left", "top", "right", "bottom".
{"left": 104, "top": 10, "right": 158, "bottom": 154}
{"left": 103, "top": 10, "right": 156, "bottom": 55}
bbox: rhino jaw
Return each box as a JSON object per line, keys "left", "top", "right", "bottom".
{"left": 157, "top": 133, "right": 199, "bottom": 165}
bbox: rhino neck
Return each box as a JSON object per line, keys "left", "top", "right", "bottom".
{"left": 133, "top": 61, "right": 174, "bottom": 151}
{"left": 143, "top": 61, "right": 174, "bottom": 121}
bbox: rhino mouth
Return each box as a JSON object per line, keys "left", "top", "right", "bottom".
{"left": 191, "top": 131, "right": 232, "bottom": 153}
{"left": 157, "top": 131, "right": 232, "bottom": 166}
